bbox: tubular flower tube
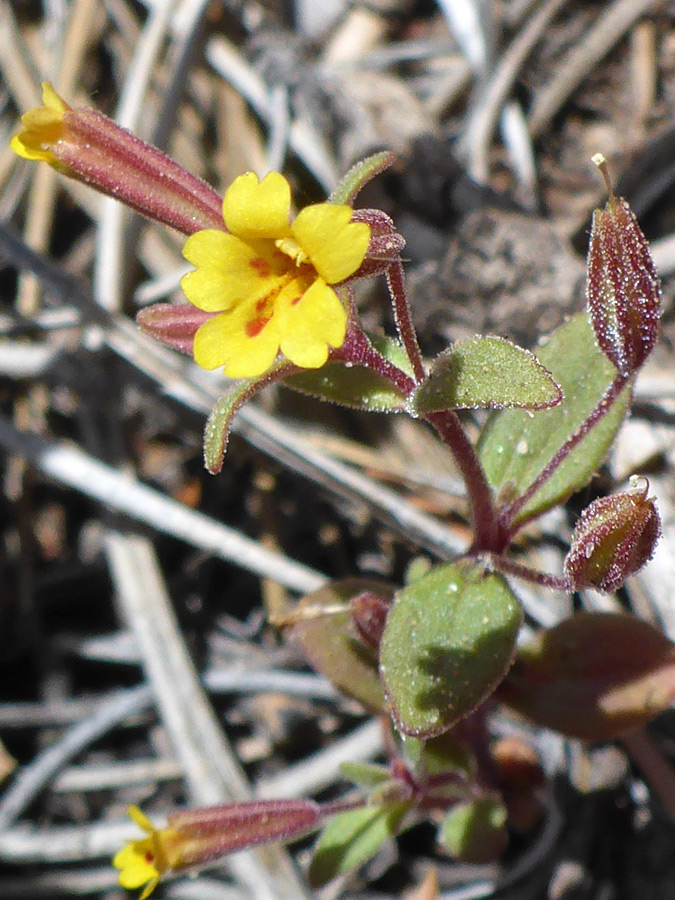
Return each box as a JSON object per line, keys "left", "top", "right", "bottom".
{"left": 114, "top": 801, "right": 323, "bottom": 898}
{"left": 180, "top": 171, "right": 371, "bottom": 378}
{"left": 11, "top": 83, "right": 224, "bottom": 235}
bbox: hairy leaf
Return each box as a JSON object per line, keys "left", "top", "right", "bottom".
{"left": 498, "top": 612, "right": 675, "bottom": 740}
{"left": 439, "top": 796, "right": 507, "bottom": 863}
{"left": 412, "top": 336, "right": 561, "bottom": 413}
{"left": 309, "top": 802, "right": 409, "bottom": 887}
{"left": 380, "top": 561, "right": 521, "bottom": 737}
{"left": 286, "top": 579, "right": 393, "bottom": 713}
{"left": 478, "top": 314, "right": 631, "bottom": 527}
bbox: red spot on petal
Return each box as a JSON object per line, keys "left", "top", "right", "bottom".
{"left": 246, "top": 317, "right": 270, "bottom": 338}
{"left": 290, "top": 292, "right": 303, "bottom": 307}
{"left": 249, "top": 257, "right": 271, "bottom": 278}
{"left": 145, "top": 852, "right": 155, "bottom": 864}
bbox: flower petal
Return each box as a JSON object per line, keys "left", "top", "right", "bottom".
{"left": 117, "top": 861, "right": 156, "bottom": 890}
{"left": 11, "top": 109, "right": 64, "bottom": 163}
{"left": 292, "top": 204, "right": 370, "bottom": 284}
{"left": 41, "top": 82, "right": 69, "bottom": 114}
{"left": 114, "top": 840, "right": 158, "bottom": 889}
{"left": 127, "top": 806, "right": 157, "bottom": 834}
{"left": 277, "top": 279, "right": 347, "bottom": 368}
{"left": 223, "top": 172, "right": 292, "bottom": 240}
{"left": 181, "top": 231, "right": 284, "bottom": 313}
{"left": 139, "top": 876, "right": 161, "bottom": 900}
{"left": 193, "top": 306, "right": 281, "bottom": 377}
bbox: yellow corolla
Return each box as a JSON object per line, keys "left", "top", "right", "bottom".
{"left": 181, "top": 171, "right": 370, "bottom": 378}
{"left": 10, "top": 83, "right": 68, "bottom": 166}
{"left": 113, "top": 807, "right": 178, "bottom": 900}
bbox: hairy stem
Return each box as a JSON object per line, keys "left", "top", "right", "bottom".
{"left": 385, "top": 260, "right": 426, "bottom": 383}
{"left": 488, "top": 555, "right": 572, "bottom": 592}
{"left": 426, "top": 410, "right": 503, "bottom": 552}
{"left": 334, "top": 325, "right": 416, "bottom": 396}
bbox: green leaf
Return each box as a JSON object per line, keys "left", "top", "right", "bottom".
{"left": 478, "top": 314, "right": 632, "bottom": 527}
{"left": 203, "top": 380, "right": 257, "bottom": 474}
{"left": 401, "top": 732, "right": 475, "bottom": 780}
{"left": 340, "top": 762, "right": 393, "bottom": 789}
{"left": 411, "top": 336, "right": 562, "bottom": 414}
{"left": 440, "top": 796, "right": 507, "bottom": 863}
{"left": 309, "top": 802, "right": 410, "bottom": 888}
{"left": 283, "top": 362, "right": 406, "bottom": 412}
{"left": 203, "top": 360, "right": 290, "bottom": 473}
{"left": 329, "top": 152, "right": 395, "bottom": 205}
{"left": 282, "top": 334, "right": 410, "bottom": 412}
{"left": 286, "top": 579, "right": 392, "bottom": 714}
{"left": 379, "top": 561, "right": 522, "bottom": 737}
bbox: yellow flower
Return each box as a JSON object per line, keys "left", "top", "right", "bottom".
{"left": 114, "top": 799, "right": 324, "bottom": 897}
{"left": 11, "top": 83, "right": 69, "bottom": 166}
{"left": 113, "top": 807, "right": 178, "bottom": 900}
{"left": 180, "top": 171, "right": 371, "bottom": 378}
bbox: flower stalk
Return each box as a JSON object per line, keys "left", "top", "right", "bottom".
{"left": 426, "top": 409, "right": 503, "bottom": 552}
{"left": 385, "top": 259, "right": 426, "bottom": 384}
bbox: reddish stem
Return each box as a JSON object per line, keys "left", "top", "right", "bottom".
{"left": 336, "top": 309, "right": 501, "bottom": 552}
{"left": 385, "top": 260, "right": 426, "bottom": 383}
{"left": 622, "top": 729, "right": 675, "bottom": 824}
{"left": 488, "top": 555, "right": 572, "bottom": 592}
{"left": 499, "top": 372, "right": 631, "bottom": 538}
{"left": 333, "top": 325, "right": 417, "bottom": 396}
{"left": 426, "top": 410, "right": 503, "bottom": 552}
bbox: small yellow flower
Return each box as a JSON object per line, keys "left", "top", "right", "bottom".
{"left": 113, "top": 807, "right": 178, "bottom": 900}
{"left": 114, "top": 799, "right": 323, "bottom": 897}
{"left": 181, "top": 171, "right": 371, "bottom": 378}
{"left": 11, "top": 83, "right": 69, "bottom": 167}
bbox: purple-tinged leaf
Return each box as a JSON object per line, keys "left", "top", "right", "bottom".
{"left": 498, "top": 612, "right": 675, "bottom": 740}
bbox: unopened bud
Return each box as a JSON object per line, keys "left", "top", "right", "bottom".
{"left": 349, "top": 209, "right": 406, "bottom": 278}
{"left": 586, "top": 154, "right": 660, "bottom": 376}
{"left": 349, "top": 590, "right": 391, "bottom": 649}
{"left": 564, "top": 476, "right": 661, "bottom": 592}
{"left": 136, "top": 303, "right": 214, "bottom": 355}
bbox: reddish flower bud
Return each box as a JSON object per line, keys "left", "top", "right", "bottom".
{"left": 136, "top": 303, "right": 214, "bottom": 355}
{"left": 349, "top": 590, "right": 391, "bottom": 649}
{"left": 586, "top": 154, "right": 660, "bottom": 376}
{"left": 349, "top": 209, "right": 406, "bottom": 278}
{"left": 491, "top": 737, "right": 544, "bottom": 833}
{"left": 564, "top": 477, "right": 661, "bottom": 592}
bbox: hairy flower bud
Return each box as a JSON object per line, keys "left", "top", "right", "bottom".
{"left": 349, "top": 209, "right": 406, "bottom": 278}
{"left": 564, "top": 477, "right": 661, "bottom": 592}
{"left": 349, "top": 590, "right": 391, "bottom": 649}
{"left": 586, "top": 154, "right": 660, "bottom": 376}
{"left": 136, "top": 303, "right": 214, "bottom": 355}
